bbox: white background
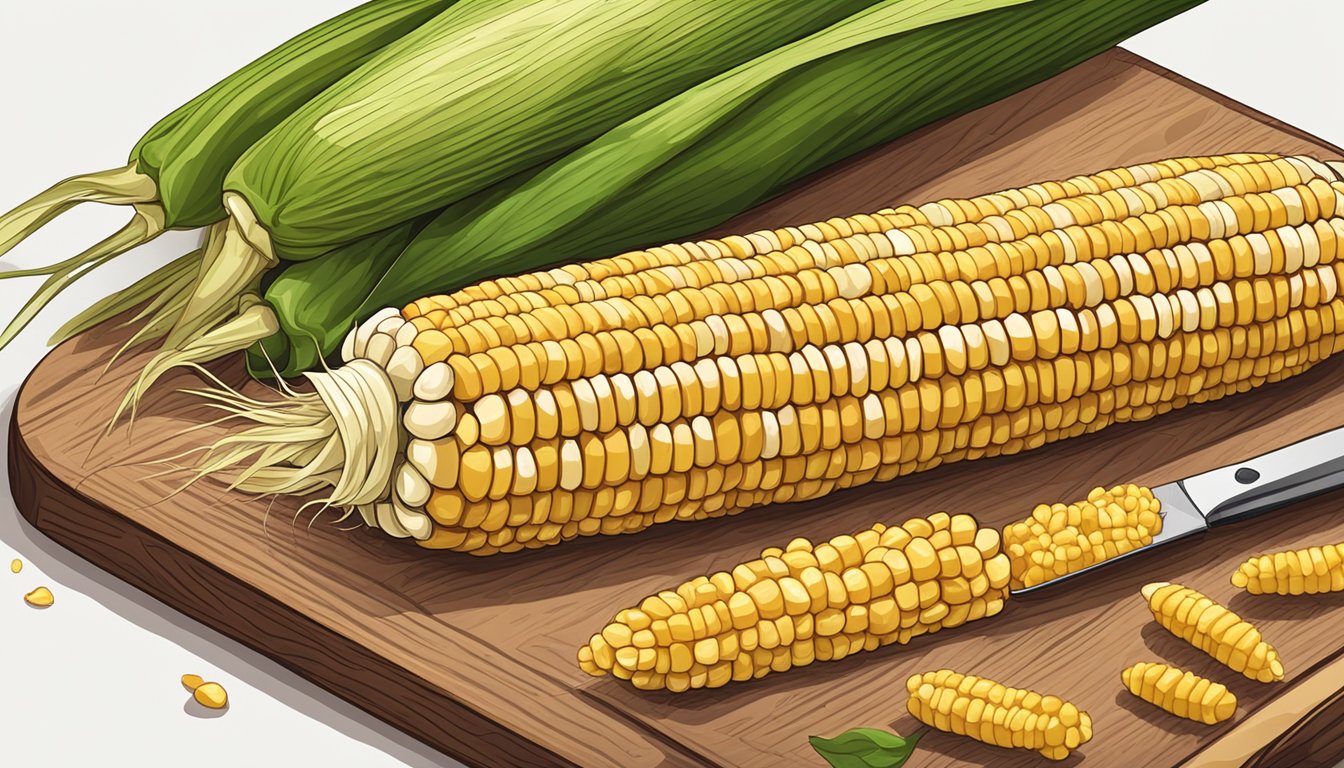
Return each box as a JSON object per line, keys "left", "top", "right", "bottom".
{"left": 1, "top": 2, "right": 1342, "bottom": 766}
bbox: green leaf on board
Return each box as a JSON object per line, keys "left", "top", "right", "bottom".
{"left": 809, "top": 727, "right": 924, "bottom": 768}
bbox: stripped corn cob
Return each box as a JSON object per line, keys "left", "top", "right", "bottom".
{"left": 1231, "top": 543, "right": 1344, "bottom": 595}
{"left": 1121, "top": 662, "right": 1237, "bottom": 724}
{"left": 1003, "top": 484, "right": 1161, "bottom": 589}
{"left": 906, "top": 669, "right": 1092, "bottom": 760}
{"left": 1142, "top": 582, "right": 1284, "bottom": 682}
{"left": 577, "top": 514, "right": 1011, "bottom": 691}
{"left": 195, "top": 153, "right": 1344, "bottom": 552}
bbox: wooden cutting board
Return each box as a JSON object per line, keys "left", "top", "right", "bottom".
{"left": 11, "top": 49, "right": 1344, "bottom": 767}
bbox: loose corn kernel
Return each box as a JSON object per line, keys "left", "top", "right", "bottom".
{"left": 1004, "top": 484, "right": 1161, "bottom": 588}
{"left": 1142, "top": 582, "right": 1284, "bottom": 682}
{"left": 1121, "top": 662, "right": 1236, "bottom": 724}
{"left": 193, "top": 682, "right": 228, "bottom": 710}
{"left": 23, "top": 586, "right": 53, "bottom": 607}
{"left": 181, "top": 674, "right": 205, "bottom": 692}
{"left": 1231, "top": 542, "right": 1344, "bottom": 595}
{"left": 906, "top": 669, "right": 1092, "bottom": 760}
{"left": 10, "top": 558, "right": 21, "bottom": 574}
{"left": 579, "top": 514, "right": 1010, "bottom": 690}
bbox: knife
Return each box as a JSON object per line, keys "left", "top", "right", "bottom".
{"left": 1011, "top": 424, "right": 1344, "bottom": 595}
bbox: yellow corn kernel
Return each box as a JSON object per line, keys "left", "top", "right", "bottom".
{"left": 906, "top": 669, "right": 1092, "bottom": 760}
{"left": 23, "top": 586, "right": 53, "bottom": 607}
{"left": 1142, "top": 582, "right": 1284, "bottom": 682}
{"left": 193, "top": 682, "right": 229, "bottom": 710}
{"left": 1121, "top": 662, "right": 1236, "bottom": 724}
{"left": 1231, "top": 542, "right": 1344, "bottom": 595}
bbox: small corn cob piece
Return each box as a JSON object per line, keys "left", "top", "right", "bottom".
{"left": 1142, "top": 582, "right": 1284, "bottom": 682}
{"left": 196, "top": 154, "right": 1344, "bottom": 552}
{"left": 1231, "top": 543, "right": 1344, "bottom": 595}
{"left": 906, "top": 669, "right": 1092, "bottom": 760}
{"left": 1121, "top": 662, "right": 1237, "bottom": 724}
{"left": 577, "top": 513, "right": 1011, "bottom": 691}
{"left": 1003, "top": 484, "right": 1162, "bottom": 589}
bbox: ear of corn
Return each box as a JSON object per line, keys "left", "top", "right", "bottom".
{"left": 1142, "top": 582, "right": 1284, "bottom": 682}
{"left": 1003, "top": 484, "right": 1161, "bottom": 589}
{"left": 1231, "top": 543, "right": 1344, "bottom": 595}
{"left": 317, "top": 0, "right": 1212, "bottom": 374}
{"left": 1121, "top": 662, "right": 1237, "bottom": 725}
{"left": 190, "top": 153, "right": 1344, "bottom": 552}
{"left": 576, "top": 514, "right": 1011, "bottom": 691}
{"left": 2, "top": 0, "right": 457, "bottom": 350}
{"left": 905, "top": 669, "right": 1092, "bottom": 760}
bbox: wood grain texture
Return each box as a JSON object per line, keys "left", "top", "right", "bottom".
{"left": 11, "top": 48, "right": 1344, "bottom": 767}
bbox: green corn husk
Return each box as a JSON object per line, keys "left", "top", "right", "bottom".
{"left": 225, "top": 0, "right": 880, "bottom": 259}
{"left": 137, "top": 0, "right": 459, "bottom": 230}
{"left": 154, "top": 0, "right": 882, "bottom": 371}
{"left": 248, "top": 217, "right": 431, "bottom": 377}
{"left": 262, "top": 0, "right": 1207, "bottom": 376}
{"left": 6, "top": 0, "right": 457, "bottom": 350}
{"left": 245, "top": 167, "right": 542, "bottom": 378}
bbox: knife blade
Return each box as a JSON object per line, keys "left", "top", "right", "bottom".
{"left": 1010, "top": 423, "right": 1344, "bottom": 595}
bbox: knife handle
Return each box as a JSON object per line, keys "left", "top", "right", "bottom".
{"left": 1180, "top": 425, "right": 1344, "bottom": 526}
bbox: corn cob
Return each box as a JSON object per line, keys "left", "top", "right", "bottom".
{"left": 1231, "top": 543, "right": 1344, "bottom": 595}
{"left": 1121, "top": 662, "right": 1237, "bottom": 725}
{"left": 0, "top": 0, "right": 457, "bottom": 347}
{"left": 906, "top": 669, "right": 1092, "bottom": 760}
{"left": 194, "top": 153, "right": 1344, "bottom": 551}
{"left": 1003, "top": 484, "right": 1161, "bottom": 589}
{"left": 576, "top": 514, "right": 1011, "bottom": 691}
{"left": 1142, "top": 582, "right": 1284, "bottom": 682}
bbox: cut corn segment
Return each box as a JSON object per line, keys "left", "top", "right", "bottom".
{"left": 1142, "top": 582, "right": 1284, "bottom": 682}
{"left": 1122, "top": 662, "right": 1236, "bottom": 724}
{"left": 906, "top": 669, "right": 1092, "bottom": 760}
{"left": 577, "top": 514, "right": 1010, "bottom": 691}
{"left": 1004, "top": 484, "right": 1161, "bottom": 589}
{"left": 1231, "top": 543, "right": 1344, "bottom": 595}
{"left": 193, "top": 155, "right": 1344, "bottom": 551}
